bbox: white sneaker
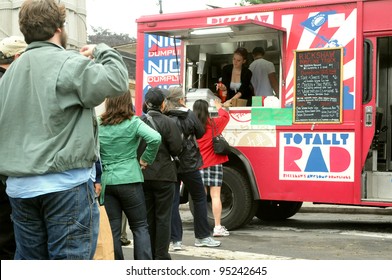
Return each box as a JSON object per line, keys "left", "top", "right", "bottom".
{"left": 213, "top": 225, "right": 230, "bottom": 237}
{"left": 172, "top": 241, "right": 182, "bottom": 251}
{"left": 194, "top": 237, "right": 221, "bottom": 247}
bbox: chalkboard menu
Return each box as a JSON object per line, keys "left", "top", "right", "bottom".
{"left": 293, "top": 48, "right": 343, "bottom": 123}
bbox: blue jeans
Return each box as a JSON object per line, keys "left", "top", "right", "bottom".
{"left": 9, "top": 181, "right": 99, "bottom": 260}
{"left": 104, "top": 183, "right": 152, "bottom": 260}
{"left": 171, "top": 170, "right": 211, "bottom": 241}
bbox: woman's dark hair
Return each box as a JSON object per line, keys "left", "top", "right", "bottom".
{"left": 100, "top": 91, "right": 134, "bottom": 126}
{"left": 19, "top": 0, "right": 66, "bottom": 44}
{"left": 234, "top": 47, "right": 249, "bottom": 61}
{"left": 193, "top": 99, "right": 210, "bottom": 128}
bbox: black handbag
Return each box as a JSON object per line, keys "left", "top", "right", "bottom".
{"left": 211, "top": 119, "right": 230, "bottom": 155}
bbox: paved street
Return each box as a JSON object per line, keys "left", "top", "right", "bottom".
{"left": 122, "top": 203, "right": 392, "bottom": 260}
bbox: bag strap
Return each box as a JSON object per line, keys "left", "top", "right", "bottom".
{"left": 211, "top": 118, "right": 218, "bottom": 138}
{"left": 146, "top": 112, "right": 158, "bottom": 131}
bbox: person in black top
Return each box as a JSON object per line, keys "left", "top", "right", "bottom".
{"left": 217, "top": 47, "right": 253, "bottom": 106}
{"left": 164, "top": 87, "right": 221, "bottom": 249}
{"left": 139, "top": 87, "right": 183, "bottom": 259}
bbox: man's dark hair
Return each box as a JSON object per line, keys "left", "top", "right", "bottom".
{"left": 252, "top": 47, "right": 265, "bottom": 56}
{"left": 19, "top": 0, "right": 66, "bottom": 44}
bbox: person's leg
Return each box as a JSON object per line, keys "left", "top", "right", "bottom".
{"left": 9, "top": 196, "right": 48, "bottom": 259}
{"left": 143, "top": 181, "right": 156, "bottom": 255}
{"left": 0, "top": 181, "right": 16, "bottom": 260}
{"left": 181, "top": 171, "right": 210, "bottom": 239}
{"left": 171, "top": 180, "right": 183, "bottom": 245}
{"left": 104, "top": 185, "right": 124, "bottom": 260}
{"left": 200, "top": 167, "right": 222, "bottom": 227}
{"left": 120, "top": 212, "right": 130, "bottom": 245}
{"left": 206, "top": 164, "right": 229, "bottom": 237}
{"left": 153, "top": 181, "right": 175, "bottom": 260}
{"left": 11, "top": 181, "right": 99, "bottom": 259}
{"left": 210, "top": 186, "right": 229, "bottom": 237}
{"left": 209, "top": 186, "right": 222, "bottom": 227}
{"left": 121, "top": 183, "right": 152, "bottom": 260}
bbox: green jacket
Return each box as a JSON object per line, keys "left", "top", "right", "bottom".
{"left": 0, "top": 41, "right": 128, "bottom": 177}
{"left": 98, "top": 116, "right": 161, "bottom": 194}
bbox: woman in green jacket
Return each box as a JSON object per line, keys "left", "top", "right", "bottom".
{"left": 98, "top": 91, "right": 161, "bottom": 260}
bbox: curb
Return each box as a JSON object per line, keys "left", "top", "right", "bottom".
{"left": 299, "top": 205, "right": 392, "bottom": 215}
{"left": 179, "top": 203, "right": 392, "bottom": 218}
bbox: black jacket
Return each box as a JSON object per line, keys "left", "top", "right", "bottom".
{"left": 140, "top": 109, "right": 183, "bottom": 182}
{"left": 221, "top": 64, "right": 253, "bottom": 106}
{"left": 166, "top": 107, "right": 205, "bottom": 173}
{"left": 0, "top": 67, "right": 6, "bottom": 79}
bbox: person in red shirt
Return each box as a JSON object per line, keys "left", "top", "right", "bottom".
{"left": 192, "top": 99, "right": 230, "bottom": 237}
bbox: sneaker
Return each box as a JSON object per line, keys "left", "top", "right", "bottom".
{"left": 213, "top": 225, "right": 230, "bottom": 237}
{"left": 172, "top": 241, "right": 182, "bottom": 251}
{"left": 121, "top": 239, "right": 131, "bottom": 246}
{"left": 195, "top": 237, "right": 221, "bottom": 247}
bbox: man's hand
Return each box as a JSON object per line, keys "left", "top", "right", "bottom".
{"left": 80, "top": 44, "right": 97, "bottom": 59}
{"left": 94, "top": 183, "right": 102, "bottom": 197}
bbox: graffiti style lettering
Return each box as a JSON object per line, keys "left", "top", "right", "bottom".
{"left": 284, "top": 146, "right": 347, "bottom": 173}
{"left": 284, "top": 147, "right": 302, "bottom": 172}
{"left": 329, "top": 147, "right": 351, "bottom": 172}
{"left": 147, "top": 75, "right": 179, "bottom": 83}
{"left": 305, "top": 147, "right": 329, "bottom": 172}
{"left": 147, "top": 59, "right": 180, "bottom": 74}
{"left": 148, "top": 48, "right": 182, "bottom": 57}
{"left": 207, "top": 13, "right": 271, "bottom": 25}
{"left": 147, "top": 36, "right": 181, "bottom": 48}
{"left": 280, "top": 132, "right": 354, "bottom": 181}
{"left": 283, "top": 133, "right": 349, "bottom": 145}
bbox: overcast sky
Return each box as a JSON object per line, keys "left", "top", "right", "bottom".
{"left": 86, "top": 0, "right": 240, "bottom": 37}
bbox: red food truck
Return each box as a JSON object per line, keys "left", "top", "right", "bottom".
{"left": 135, "top": 0, "right": 392, "bottom": 229}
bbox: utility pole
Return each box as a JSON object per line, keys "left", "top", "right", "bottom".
{"left": 159, "top": 0, "right": 163, "bottom": 14}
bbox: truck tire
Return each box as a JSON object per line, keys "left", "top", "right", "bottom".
{"left": 189, "top": 166, "right": 257, "bottom": 230}
{"left": 256, "top": 200, "right": 303, "bottom": 221}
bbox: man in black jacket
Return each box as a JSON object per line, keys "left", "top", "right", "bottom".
{"left": 0, "top": 36, "right": 27, "bottom": 260}
{"left": 140, "top": 87, "right": 183, "bottom": 259}
{"left": 164, "top": 87, "right": 221, "bottom": 249}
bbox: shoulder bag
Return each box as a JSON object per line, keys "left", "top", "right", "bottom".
{"left": 211, "top": 119, "right": 230, "bottom": 155}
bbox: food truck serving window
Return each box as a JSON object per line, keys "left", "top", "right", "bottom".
{"left": 145, "top": 20, "right": 286, "bottom": 44}
{"left": 143, "top": 20, "right": 286, "bottom": 95}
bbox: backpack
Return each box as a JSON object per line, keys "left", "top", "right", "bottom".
{"left": 168, "top": 113, "right": 202, "bottom": 172}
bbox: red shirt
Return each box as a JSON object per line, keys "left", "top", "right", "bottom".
{"left": 197, "top": 108, "right": 230, "bottom": 169}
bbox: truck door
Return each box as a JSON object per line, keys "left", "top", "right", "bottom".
{"left": 363, "top": 34, "right": 392, "bottom": 201}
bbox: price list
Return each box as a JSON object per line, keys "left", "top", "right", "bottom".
{"left": 293, "top": 48, "right": 343, "bottom": 123}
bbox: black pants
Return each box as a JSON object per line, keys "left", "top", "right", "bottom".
{"left": 0, "top": 181, "right": 16, "bottom": 260}
{"left": 143, "top": 180, "right": 175, "bottom": 260}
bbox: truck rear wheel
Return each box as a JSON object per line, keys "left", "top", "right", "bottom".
{"left": 190, "top": 166, "right": 257, "bottom": 230}
{"left": 256, "top": 200, "right": 303, "bottom": 221}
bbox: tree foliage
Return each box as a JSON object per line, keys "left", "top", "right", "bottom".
{"left": 87, "top": 26, "right": 136, "bottom": 46}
